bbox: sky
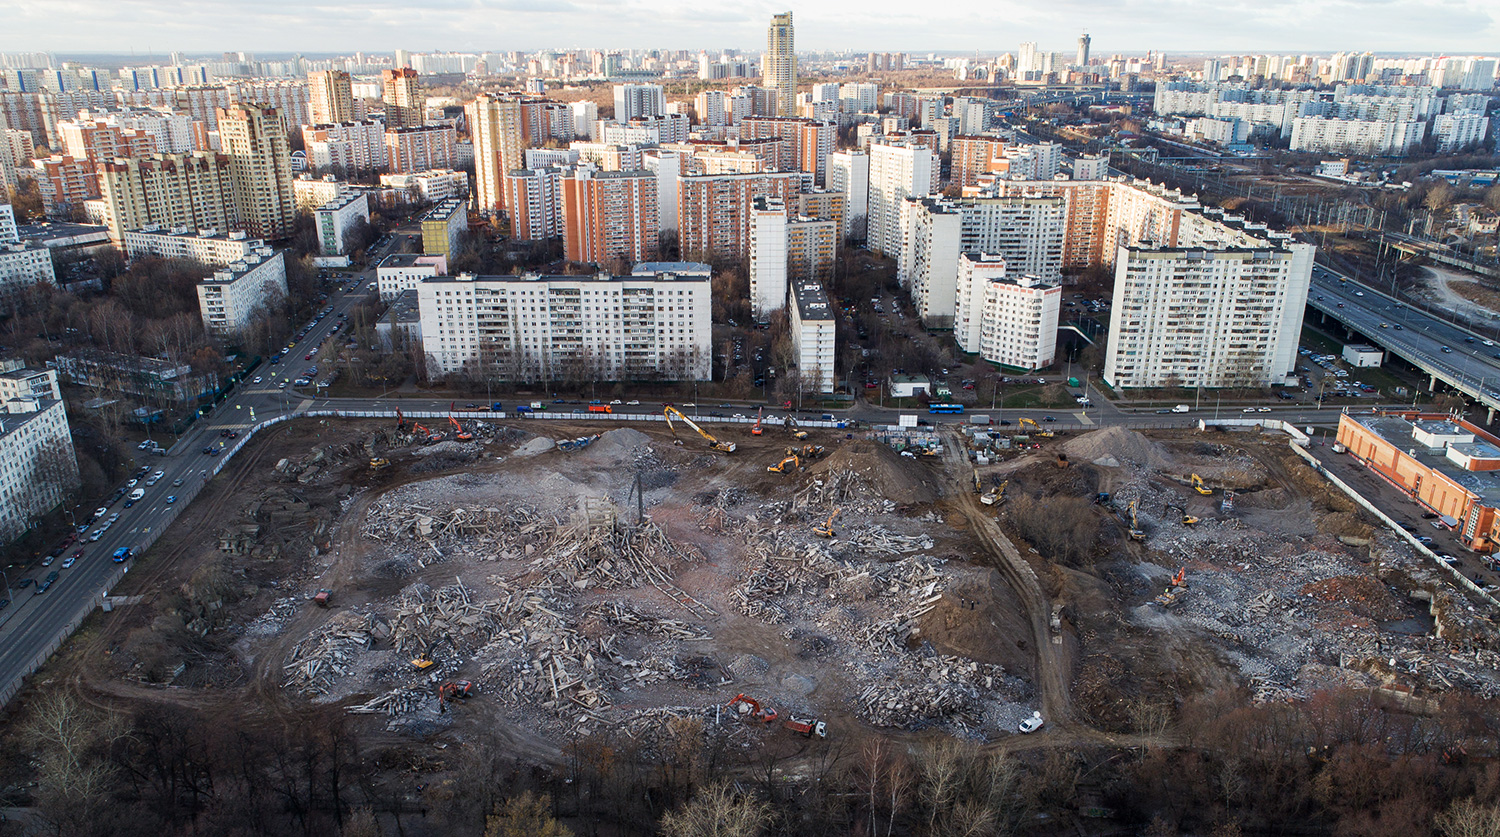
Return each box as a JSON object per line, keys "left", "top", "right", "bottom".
{"left": 1, "top": 0, "right": 1496, "bottom": 56}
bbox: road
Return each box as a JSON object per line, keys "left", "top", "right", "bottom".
{"left": 1307, "top": 264, "right": 1500, "bottom": 414}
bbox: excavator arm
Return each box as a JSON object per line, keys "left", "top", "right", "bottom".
{"left": 664, "top": 406, "right": 736, "bottom": 453}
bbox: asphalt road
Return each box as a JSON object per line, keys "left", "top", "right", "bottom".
{"left": 1307, "top": 265, "right": 1500, "bottom": 408}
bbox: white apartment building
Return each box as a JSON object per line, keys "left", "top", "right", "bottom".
{"left": 524, "top": 148, "right": 580, "bottom": 169}
{"left": 1289, "top": 116, "right": 1426, "bottom": 155}
{"left": 996, "top": 143, "right": 1062, "bottom": 180}
{"left": 379, "top": 169, "right": 469, "bottom": 202}
{"left": 302, "top": 120, "right": 388, "bottom": 172}
{"left": 1433, "top": 113, "right": 1490, "bottom": 152}
{"left": 0, "top": 367, "right": 77, "bottom": 545}
{"left": 953, "top": 254, "right": 1061, "bottom": 370}
{"left": 293, "top": 176, "right": 349, "bottom": 213}
{"left": 196, "top": 248, "right": 288, "bottom": 335}
{"left": 376, "top": 252, "right": 447, "bottom": 301}
{"left": 868, "top": 142, "right": 937, "bottom": 257}
{"left": 695, "top": 90, "right": 729, "bottom": 127}
{"left": 123, "top": 227, "right": 263, "bottom": 265}
{"left": 1104, "top": 241, "right": 1314, "bottom": 389}
{"left": 0, "top": 205, "right": 57, "bottom": 313}
{"left": 570, "top": 101, "right": 598, "bottom": 140}
{"left": 614, "top": 84, "right": 666, "bottom": 121}
{"left": 898, "top": 195, "right": 1065, "bottom": 324}
{"left": 828, "top": 150, "right": 868, "bottom": 239}
{"left": 749, "top": 198, "right": 789, "bottom": 319}
{"left": 790, "top": 281, "right": 836, "bottom": 393}
{"left": 418, "top": 265, "right": 712, "bottom": 382}
{"left": 314, "top": 191, "right": 370, "bottom": 256}
{"left": 1073, "top": 155, "right": 1109, "bottom": 180}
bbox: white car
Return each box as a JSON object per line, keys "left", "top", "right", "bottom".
{"left": 253, "top": 376, "right": 263, "bottom": 384}
{"left": 1257, "top": 407, "right": 1272, "bottom": 413}
{"left": 1019, "top": 711, "right": 1044, "bottom": 734}
{"left": 1242, "top": 407, "right": 1258, "bottom": 413}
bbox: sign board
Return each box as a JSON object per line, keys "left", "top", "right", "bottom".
{"left": 898, "top": 414, "right": 918, "bottom": 428}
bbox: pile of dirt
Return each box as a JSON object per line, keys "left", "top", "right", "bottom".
{"left": 805, "top": 440, "right": 938, "bottom": 505}
{"left": 1316, "top": 511, "right": 1374, "bottom": 541}
{"left": 1063, "top": 426, "right": 1176, "bottom": 470}
{"left": 916, "top": 568, "right": 1033, "bottom": 674}
{"left": 580, "top": 427, "right": 653, "bottom": 462}
{"left": 1300, "top": 575, "right": 1406, "bottom": 621}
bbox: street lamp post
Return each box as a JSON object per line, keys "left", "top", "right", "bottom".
{"left": 0, "top": 569, "right": 10, "bottom": 604}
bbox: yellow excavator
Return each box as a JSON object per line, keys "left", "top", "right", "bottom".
{"left": 768, "top": 454, "right": 800, "bottom": 473}
{"left": 1127, "top": 499, "right": 1146, "bottom": 541}
{"left": 1191, "top": 474, "right": 1213, "bottom": 495}
{"left": 664, "top": 406, "right": 736, "bottom": 453}
{"left": 981, "top": 479, "right": 1007, "bottom": 506}
{"left": 813, "top": 508, "right": 840, "bottom": 538}
{"left": 1165, "top": 502, "right": 1200, "bottom": 525}
{"left": 1019, "top": 417, "right": 1054, "bottom": 438}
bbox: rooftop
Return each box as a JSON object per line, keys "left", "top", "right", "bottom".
{"left": 792, "top": 281, "right": 833, "bottom": 321}
{"left": 14, "top": 222, "right": 110, "bottom": 246}
{"left": 0, "top": 398, "right": 61, "bottom": 439}
{"left": 379, "top": 253, "right": 426, "bottom": 268}
{"left": 317, "top": 192, "right": 368, "bottom": 212}
{"left": 1351, "top": 413, "right": 1500, "bottom": 502}
{"left": 203, "top": 248, "right": 283, "bottom": 285}
{"left": 633, "top": 261, "right": 712, "bottom": 278}
{"left": 419, "top": 198, "right": 465, "bottom": 221}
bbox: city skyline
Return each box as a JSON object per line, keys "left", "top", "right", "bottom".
{"left": 2, "top": 0, "right": 1496, "bottom": 55}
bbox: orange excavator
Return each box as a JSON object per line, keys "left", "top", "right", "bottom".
{"left": 412, "top": 423, "right": 442, "bottom": 444}
{"left": 726, "top": 693, "right": 778, "bottom": 725}
{"left": 752, "top": 407, "right": 764, "bottom": 436}
{"left": 449, "top": 415, "right": 472, "bottom": 441}
{"left": 768, "top": 454, "right": 799, "bottom": 473}
{"left": 436, "top": 680, "right": 474, "bottom": 712}
{"left": 396, "top": 407, "right": 406, "bottom": 431}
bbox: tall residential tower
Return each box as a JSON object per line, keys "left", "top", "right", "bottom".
{"left": 764, "top": 12, "right": 796, "bottom": 117}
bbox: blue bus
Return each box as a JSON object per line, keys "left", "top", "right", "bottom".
{"left": 928, "top": 403, "right": 965, "bottom": 414}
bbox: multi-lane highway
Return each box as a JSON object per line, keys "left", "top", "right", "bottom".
{"left": 1307, "top": 264, "right": 1500, "bottom": 416}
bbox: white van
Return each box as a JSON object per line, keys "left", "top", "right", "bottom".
{"left": 129, "top": 488, "right": 146, "bottom": 501}
{"left": 1171, "top": 405, "right": 1190, "bottom": 413}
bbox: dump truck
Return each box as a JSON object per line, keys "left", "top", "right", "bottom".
{"left": 313, "top": 589, "right": 332, "bottom": 607}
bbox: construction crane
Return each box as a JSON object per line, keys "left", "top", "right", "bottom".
{"left": 436, "top": 680, "right": 474, "bottom": 712}
{"left": 1191, "top": 474, "right": 1213, "bottom": 495}
{"left": 1019, "top": 417, "right": 1054, "bottom": 438}
{"left": 726, "top": 693, "right": 778, "bottom": 725}
{"left": 813, "top": 508, "right": 840, "bottom": 538}
{"left": 449, "top": 415, "right": 472, "bottom": 442}
{"left": 664, "top": 406, "right": 736, "bottom": 453}
{"left": 1164, "top": 503, "right": 1200, "bottom": 525}
{"left": 1127, "top": 499, "right": 1145, "bottom": 541}
{"left": 768, "top": 455, "right": 800, "bottom": 473}
{"left": 752, "top": 407, "right": 764, "bottom": 436}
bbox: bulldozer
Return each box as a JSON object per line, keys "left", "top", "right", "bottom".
{"left": 1127, "top": 499, "right": 1146, "bottom": 541}
{"left": 726, "top": 693, "right": 778, "bottom": 725}
{"left": 768, "top": 455, "right": 800, "bottom": 473}
{"left": 1153, "top": 568, "right": 1189, "bottom": 608}
{"left": 436, "top": 680, "right": 474, "bottom": 712}
{"left": 369, "top": 458, "right": 390, "bottom": 470}
{"left": 1164, "top": 503, "right": 1200, "bottom": 526}
{"left": 1191, "top": 474, "right": 1213, "bottom": 495}
{"left": 813, "top": 508, "right": 840, "bottom": 538}
{"left": 410, "top": 651, "right": 436, "bottom": 670}
{"left": 665, "top": 406, "right": 736, "bottom": 453}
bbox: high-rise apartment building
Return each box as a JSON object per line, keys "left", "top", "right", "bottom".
{"left": 561, "top": 167, "right": 659, "bottom": 268}
{"left": 57, "top": 118, "right": 156, "bottom": 165}
{"left": 314, "top": 192, "right": 370, "bottom": 256}
{"left": 748, "top": 196, "right": 837, "bottom": 319}
{"left": 302, "top": 120, "right": 387, "bottom": 172}
{"left": 790, "top": 281, "right": 836, "bottom": 393}
{"left": 503, "top": 168, "right": 564, "bottom": 241}
{"left": 764, "top": 12, "right": 796, "bottom": 117}
{"left": 739, "top": 116, "right": 835, "bottom": 185}
{"left": 30, "top": 155, "right": 99, "bottom": 215}
{"left": 1076, "top": 33, "right": 1091, "bottom": 67}
{"left": 309, "top": 70, "right": 355, "bottom": 125}
{"left": 197, "top": 248, "right": 288, "bottom": 335}
{"left": 98, "top": 152, "right": 239, "bottom": 242}
{"left": 385, "top": 124, "right": 457, "bottom": 173}
{"left": 867, "top": 142, "right": 937, "bottom": 257}
{"left": 468, "top": 93, "right": 523, "bottom": 215}
{"left": 828, "top": 150, "right": 869, "bottom": 239}
{"left": 950, "top": 136, "right": 1005, "bottom": 191}
{"left": 0, "top": 366, "right": 77, "bottom": 546}
{"left": 953, "top": 253, "right": 1060, "bottom": 370}
{"left": 217, "top": 103, "right": 295, "bottom": 240}
{"left": 419, "top": 198, "right": 467, "bottom": 259}
{"left": 677, "top": 171, "right": 800, "bottom": 263}
{"left": 382, "top": 68, "right": 424, "bottom": 128}
{"left": 418, "top": 267, "right": 712, "bottom": 381}
{"left": 613, "top": 84, "right": 666, "bottom": 121}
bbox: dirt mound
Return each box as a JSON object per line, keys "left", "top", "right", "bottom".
{"left": 1300, "top": 576, "right": 1405, "bottom": 621}
{"left": 1316, "top": 511, "right": 1374, "bottom": 540}
{"left": 580, "top": 427, "right": 653, "bottom": 462}
{"left": 805, "top": 440, "right": 938, "bottom": 505}
{"left": 1062, "top": 426, "right": 1176, "bottom": 470}
{"left": 916, "top": 568, "right": 1033, "bottom": 674}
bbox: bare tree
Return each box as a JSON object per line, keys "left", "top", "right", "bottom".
{"left": 1438, "top": 800, "right": 1500, "bottom": 837}
{"left": 24, "top": 692, "right": 125, "bottom": 833}
{"left": 659, "top": 782, "right": 773, "bottom": 837}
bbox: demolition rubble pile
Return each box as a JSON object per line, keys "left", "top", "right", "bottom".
{"left": 285, "top": 610, "right": 374, "bottom": 695}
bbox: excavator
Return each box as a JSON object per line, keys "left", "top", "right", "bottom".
{"left": 449, "top": 415, "right": 472, "bottom": 442}
{"left": 785, "top": 416, "right": 808, "bottom": 440}
{"left": 395, "top": 407, "right": 406, "bottom": 431}
{"left": 1018, "top": 417, "right": 1054, "bottom": 438}
{"left": 981, "top": 479, "right": 1007, "bottom": 507}
{"left": 1164, "top": 503, "right": 1200, "bottom": 526}
{"left": 1127, "top": 499, "right": 1146, "bottom": 541}
{"left": 411, "top": 423, "right": 442, "bottom": 444}
{"left": 751, "top": 407, "right": 764, "bottom": 436}
{"left": 665, "top": 406, "right": 736, "bottom": 453}
{"left": 813, "top": 508, "right": 840, "bottom": 538}
{"left": 1153, "top": 568, "right": 1189, "bottom": 608}
{"left": 411, "top": 650, "right": 436, "bottom": 670}
{"left": 789, "top": 444, "right": 825, "bottom": 459}
{"left": 768, "top": 454, "right": 800, "bottom": 473}
{"left": 1191, "top": 474, "right": 1213, "bottom": 495}
{"left": 726, "top": 693, "right": 778, "bottom": 725}
{"left": 369, "top": 458, "right": 390, "bottom": 470}
{"left": 436, "top": 680, "right": 474, "bottom": 712}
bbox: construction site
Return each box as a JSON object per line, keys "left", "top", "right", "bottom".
{"left": 46, "top": 409, "right": 1500, "bottom": 822}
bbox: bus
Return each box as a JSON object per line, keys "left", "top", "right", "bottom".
{"left": 928, "top": 403, "right": 965, "bottom": 414}
{"left": 587, "top": 404, "right": 613, "bottom": 413}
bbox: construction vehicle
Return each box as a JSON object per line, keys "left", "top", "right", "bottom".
{"left": 369, "top": 458, "right": 390, "bottom": 469}
{"left": 664, "top": 406, "right": 736, "bottom": 453}
{"left": 1056, "top": 453, "right": 1070, "bottom": 468}
{"left": 726, "top": 693, "right": 778, "bottom": 725}
{"left": 411, "top": 423, "right": 442, "bottom": 444}
{"left": 1153, "top": 568, "right": 1189, "bottom": 608}
{"left": 1220, "top": 490, "right": 1236, "bottom": 513}
{"left": 313, "top": 589, "right": 332, "bottom": 607}
{"left": 557, "top": 434, "right": 601, "bottom": 452}
{"left": 980, "top": 479, "right": 1007, "bottom": 507}
{"left": 1164, "top": 503, "right": 1200, "bottom": 526}
{"left": 449, "top": 415, "right": 473, "bottom": 442}
{"left": 1191, "top": 474, "right": 1213, "bottom": 495}
{"left": 395, "top": 407, "right": 406, "bottom": 431}
{"left": 790, "top": 444, "right": 825, "bottom": 459}
{"left": 752, "top": 407, "right": 764, "bottom": 436}
{"left": 768, "top": 455, "right": 800, "bottom": 473}
{"left": 410, "top": 651, "right": 436, "bottom": 670}
{"left": 1094, "top": 492, "right": 1112, "bottom": 507}
{"left": 783, "top": 717, "right": 828, "bottom": 739}
{"left": 813, "top": 508, "right": 840, "bottom": 538}
{"left": 1127, "top": 499, "right": 1145, "bottom": 541}
{"left": 1019, "top": 417, "right": 1054, "bottom": 438}
{"left": 436, "top": 680, "right": 474, "bottom": 712}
